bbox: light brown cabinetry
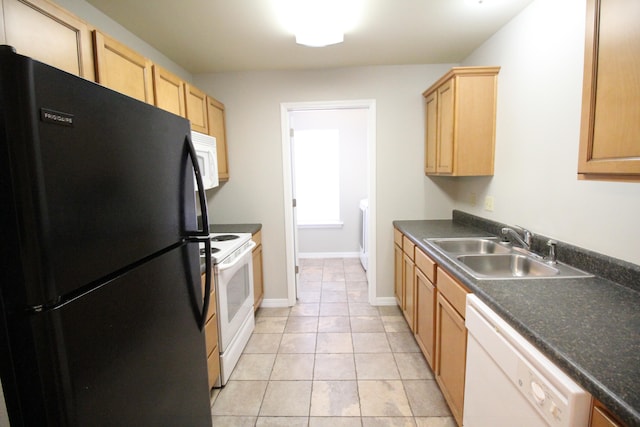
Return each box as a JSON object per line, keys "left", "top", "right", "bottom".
{"left": 185, "top": 84, "right": 209, "bottom": 134}
{"left": 590, "top": 400, "right": 627, "bottom": 427}
{"left": 93, "top": 30, "right": 153, "bottom": 104}
{"left": 3, "top": 0, "right": 94, "bottom": 79}
{"left": 578, "top": 0, "right": 640, "bottom": 179}
{"left": 152, "top": 64, "right": 186, "bottom": 117}
{"left": 206, "top": 96, "right": 230, "bottom": 181}
{"left": 435, "top": 267, "right": 469, "bottom": 427}
{"left": 422, "top": 67, "right": 500, "bottom": 176}
{"left": 252, "top": 230, "right": 264, "bottom": 311}
{"left": 201, "top": 273, "right": 220, "bottom": 389}
{"left": 414, "top": 247, "right": 437, "bottom": 369}
{"left": 402, "top": 236, "right": 416, "bottom": 330}
{"left": 393, "top": 228, "right": 404, "bottom": 306}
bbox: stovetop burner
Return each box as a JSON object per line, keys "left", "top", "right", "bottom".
{"left": 211, "top": 234, "right": 239, "bottom": 242}
{"left": 200, "top": 247, "right": 221, "bottom": 256}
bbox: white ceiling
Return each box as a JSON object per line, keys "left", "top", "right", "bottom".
{"left": 85, "top": 0, "right": 535, "bottom": 74}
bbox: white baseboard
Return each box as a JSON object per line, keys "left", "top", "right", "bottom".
{"left": 371, "top": 297, "right": 397, "bottom": 306}
{"left": 299, "top": 252, "right": 359, "bottom": 259}
{"left": 258, "top": 298, "right": 291, "bottom": 308}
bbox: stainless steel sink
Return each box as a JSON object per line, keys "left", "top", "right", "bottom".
{"left": 455, "top": 253, "right": 593, "bottom": 280}
{"left": 427, "top": 237, "right": 512, "bottom": 255}
{"left": 457, "top": 254, "right": 558, "bottom": 278}
{"left": 425, "top": 237, "right": 593, "bottom": 280}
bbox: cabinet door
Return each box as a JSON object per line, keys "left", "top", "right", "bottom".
{"left": 252, "top": 244, "right": 264, "bottom": 311}
{"left": 93, "top": 31, "right": 153, "bottom": 103}
{"left": 436, "top": 79, "right": 455, "bottom": 174}
{"left": 435, "top": 292, "right": 466, "bottom": 426}
{"left": 424, "top": 91, "right": 438, "bottom": 174}
{"left": 185, "top": 84, "right": 209, "bottom": 133}
{"left": 152, "top": 65, "right": 185, "bottom": 117}
{"left": 415, "top": 267, "right": 436, "bottom": 369}
{"left": 578, "top": 0, "right": 640, "bottom": 178}
{"left": 402, "top": 251, "right": 415, "bottom": 330}
{"left": 394, "top": 243, "right": 403, "bottom": 307}
{"left": 4, "top": 0, "right": 94, "bottom": 79}
{"left": 207, "top": 96, "right": 230, "bottom": 181}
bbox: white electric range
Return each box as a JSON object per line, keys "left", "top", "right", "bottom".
{"left": 199, "top": 232, "right": 255, "bottom": 386}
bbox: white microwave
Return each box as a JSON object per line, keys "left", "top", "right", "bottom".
{"left": 191, "top": 131, "right": 219, "bottom": 190}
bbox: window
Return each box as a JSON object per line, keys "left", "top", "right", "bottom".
{"left": 293, "top": 129, "right": 341, "bottom": 227}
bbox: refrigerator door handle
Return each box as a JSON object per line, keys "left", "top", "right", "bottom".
{"left": 186, "top": 135, "right": 212, "bottom": 330}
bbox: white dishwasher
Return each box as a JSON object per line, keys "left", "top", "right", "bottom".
{"left": 463, "top": 295, "right": 592, "bottom": 427}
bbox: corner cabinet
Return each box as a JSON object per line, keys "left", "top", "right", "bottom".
{"left": 578, "top": 0, "right": 640, "bottom": 180}
{"left": 2, "top": 0, "right": 94, "bottom": 79}
{"left": 423, "top": 67, "right": 500, "bottom": 176}
{"left": 206, "top": 96, "right": 230, "bottom": 181}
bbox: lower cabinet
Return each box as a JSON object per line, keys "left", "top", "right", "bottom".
{"left": 414, "top": 247, "right": 436, "bottom": 369}
{"left": 252, "top": 230, "right": 264, "bottom": 311}
{"left": 591, "top": 400, "right": 627, "bottom": 427}
{"left": 201, "top": 273, "right": 220, "bottom": 389}
{"left": 402, "top": 236, "right": 416, "bottom": 330}
{"left": 394, "top": 228, "right": 403, "bottom": 306}
{"left": 435, "top": 267, "right": 469, "bottom": 427}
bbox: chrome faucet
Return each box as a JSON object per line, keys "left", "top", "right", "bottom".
{"left": 501, "top": 226, "right": 533, "bottom": 249}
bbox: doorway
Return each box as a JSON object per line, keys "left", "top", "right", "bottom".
{"left": 280, "top": 100, "right": 376, "bottom": 306}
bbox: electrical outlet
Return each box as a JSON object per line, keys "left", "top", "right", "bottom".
{"left": 484, "top": 196, "right": 494, "bottom": 212}
{"left": 470, "top": 192, "right": 477, "bottom": 206}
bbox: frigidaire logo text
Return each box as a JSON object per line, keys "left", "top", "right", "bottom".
{"left": 40, "top": 108, "right": 74, "bottom": 127}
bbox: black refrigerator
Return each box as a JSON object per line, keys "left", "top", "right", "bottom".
{"left": 0, "top": 47, "right": 214, "bottom": 426}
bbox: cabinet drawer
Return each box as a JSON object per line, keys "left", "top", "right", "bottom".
{"left": 207, "top": 347, "right": 220, "bottom": 390}
{"left": 394, "top": 228, "right": 403, "bottom": 247}
{"left": 205, "top": 312, "right": 218, "bottom": 357}
{"left": 201, "top": 274, "right": 216, "bottom": 321}
{"left": 437, "top": 267, "right": 469, "bottom": 318}
{"left": 415, "top": 247, "right": 436, "bottom": 283}
{"left": 252, "top": 229, "right": 262, "bottom": 247}
{"left": 402, "top": 236, "right": 415, "bottom": 260}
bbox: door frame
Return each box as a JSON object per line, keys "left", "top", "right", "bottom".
{"left": 280, "top": 99, "right": 377, "bottom": 306}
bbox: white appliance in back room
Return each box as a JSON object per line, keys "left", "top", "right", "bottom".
{"left": 359, "top": 199, "right": 369, "bottom": 270}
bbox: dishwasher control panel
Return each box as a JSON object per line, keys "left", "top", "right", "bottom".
{"left": 517, "top": 361, "right": 567, "bottom": 426}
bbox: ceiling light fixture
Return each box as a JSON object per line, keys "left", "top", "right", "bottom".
{"left": 275, "top": 0, "right": 363, "bottom": 47}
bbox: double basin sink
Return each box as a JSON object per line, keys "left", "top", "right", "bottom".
{"left": 425, "top": 237, "right": 592, "bottom": 280}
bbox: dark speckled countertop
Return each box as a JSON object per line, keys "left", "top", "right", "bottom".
{"left": 393, "top": 215, "right": 640, "bottom": 427}
{"left": 208, "top": 223, "right": 262, "bottom": 235}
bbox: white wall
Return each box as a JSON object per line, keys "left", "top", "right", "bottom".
{"left": 454, "top": 0, "right": 640, "bottom": 265}
{"left": 55, "top": 0, "right": 193, "bottom": 81}
{"left": 291, "top": 108, "right": 368, "bottom": 256}
{"left": 195, "top": 65, "right": 457, "bottom": 301}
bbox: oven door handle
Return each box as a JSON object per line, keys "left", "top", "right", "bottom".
{"left": 217, "top": 241, "right": 256, "bottom": 271}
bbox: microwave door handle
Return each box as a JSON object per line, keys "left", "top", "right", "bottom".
{"left": 185, "top": 135, "right": 212, "bottom": 329}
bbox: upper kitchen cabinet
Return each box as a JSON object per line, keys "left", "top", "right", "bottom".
{"left": 152, "top": 64, "right": 186, "bottom": 117}
{"left": 578, "top": 0, "right": 640, "bottom": 179}
{"left": 423, "top": 67, "right": 500, "bottom": 176}
{"left": 206, "top": 96, "right": 229, "bottom": 181}
{"left": 184, "top": 84, "right": 209, "bottom": 134}
{"left": 93, "top": 30, "right": 154, "bottom": 104}
{"left": 3, "top": 0, "right": 94, "bottom": 79}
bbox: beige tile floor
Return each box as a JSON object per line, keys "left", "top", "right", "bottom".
{"left": 211, "top": 257, "right": 456, "bottom": 427}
